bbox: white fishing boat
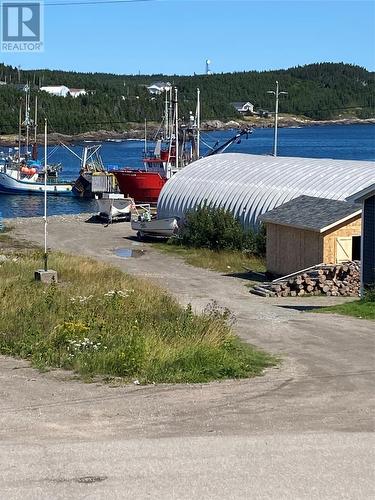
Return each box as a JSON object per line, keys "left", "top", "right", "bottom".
{"left": 0, "top": 86, "right": 72, "bottom": 196}
{"left": 0, "top": 165, "right": 73, "bottom": 195}
{"left": 131, "top": 213, "right": 179, "bottom": 239}
{"left": 95, "top": 193, "right": 134, "bottom": 221}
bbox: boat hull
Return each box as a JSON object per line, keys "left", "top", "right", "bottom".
{"left": 0, "top": 172, "right": 73, "bottom": 196}
{"left": 131, "top": 217, "right": 179, "bottom": 238}
{"left": 96, "top": 195, "right": 133, "bottom": 220}
{"left": 112, "top": 170, "right": 166, "bottom": 204}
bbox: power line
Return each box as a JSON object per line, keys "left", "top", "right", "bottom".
{"left": 44, "top": 0, "right": 156, "bottom": 6}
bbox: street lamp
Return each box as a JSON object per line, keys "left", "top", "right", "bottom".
{"left": 267, "top": 81, "right": 288, "bottom": 157}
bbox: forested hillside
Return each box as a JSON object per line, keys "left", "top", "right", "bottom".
{"left": 0, "top": 62, "right": 373, "bottom": 134}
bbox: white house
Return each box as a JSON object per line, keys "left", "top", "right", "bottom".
{"left": 232, "top": 101, "right": 255, "bottom": 114}
{"left": 40, "top": 85, "right": 70, "bottom": 97}
{"left": 147, "top": 81, "right": 172, "bottom": 95}
{"left": 69, "top": 88, "right": 87, "bottom": 98}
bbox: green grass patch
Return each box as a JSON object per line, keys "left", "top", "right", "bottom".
{"left": 0, "top": 247, "right": 276, "bottom": 383}
{"left": 152, "top": 242, "right": 266, "bottom": 274}
{"left": 316, "top": 300, "right": 375, "bottom": 320}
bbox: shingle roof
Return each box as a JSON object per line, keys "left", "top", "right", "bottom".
{"left": 232, "top": 101, "right": 253, "bottom": 108}
{"left": 148, "top": 81, "right": 171, "bottom": 88}
{"left": 258, "top": 195, "right": 361, "bottom": 232}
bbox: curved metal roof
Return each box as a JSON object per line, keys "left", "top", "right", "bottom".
{"left": 157, "top": 153, "right": 375, "bottom": 228}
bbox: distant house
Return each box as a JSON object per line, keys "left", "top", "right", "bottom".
{"left": 40, "top": 85, "right": 70, "bottom": 97}
{"left": 147, "top": 81, "right": 172, "bottom": 95}
{"left": 259, "top": 195, "right": 362, "bottom": 276}
{"left": 232, "top": 101, "right": 255, "bottom": 114}
{"left": 13, "top": 83, "right": 29, "bottom": 92}
{"left": 69, "top": 88, "right": 87, "bottom": 98}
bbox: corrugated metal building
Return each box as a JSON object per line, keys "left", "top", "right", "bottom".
{"left": 157, "top": 153, "right": 375, "bottom": 229}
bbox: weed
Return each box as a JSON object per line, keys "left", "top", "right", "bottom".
{"left": 0, "top": 249, "right": 276, "bottom": 383}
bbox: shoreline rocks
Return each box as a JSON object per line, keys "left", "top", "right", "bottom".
{"left": 0, "top": 117, "right": 374, "bottom": 147}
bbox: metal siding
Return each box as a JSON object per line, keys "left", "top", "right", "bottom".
{"left": 157, "top": 153, "right": 375, "bottom": 229}
{"left": 363, "top": 195, "right": 375, "bottom": 287}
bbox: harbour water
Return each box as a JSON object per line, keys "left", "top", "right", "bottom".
{"left": 0, "top": 124, "right": 374, "bottom": 218}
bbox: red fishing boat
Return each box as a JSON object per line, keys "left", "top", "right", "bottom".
{"left": 112, "top": 87, "right": 200, "bottom": 204}
{"left": 113, "top": 170, "right": 167, "bottom": 203}
{"left": 112, "top": 88, "right": 253, "bottom": 203}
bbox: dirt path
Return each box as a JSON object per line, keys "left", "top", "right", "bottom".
{"left": 1, "top": 214, "right": 374, "bottom": 499}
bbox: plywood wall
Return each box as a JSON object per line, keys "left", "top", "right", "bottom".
{"left": 322, "top": 216, "right": 361, "bottom": 264}
{"left": 266, "top": 223, "right": 323, "bottom": 276}
{"left": 265, "top": 215, "right": 362, "bottom": 276}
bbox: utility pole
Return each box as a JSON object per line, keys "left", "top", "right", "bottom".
{"left": 267, "top": 81, "right": 287, "bottom": 157}
{"left": 44, "top": 118, "right": 48, "bottom": 271}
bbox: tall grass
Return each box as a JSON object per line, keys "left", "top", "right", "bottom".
{"left": 0, "top": 247, "right": 276, "bottom": 383}
{"left": 317, "top": 299, "right": 375, "bottom": 320}
{"left": 152, "top": 243, "right": 266, "bottom": 274}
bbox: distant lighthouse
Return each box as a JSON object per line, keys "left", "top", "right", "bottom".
{"left": 205, "top": 59, "right": 212, "bottom": 75}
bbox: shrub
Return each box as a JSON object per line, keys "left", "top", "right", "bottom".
{"left": 364, "top": 286, "right": 375, "bottom": 303}
{"left": 178, "top": 204, "right": 266, "bottom": 255}
{"left": 179, "top": 204, "right": 243, "bottom": 250}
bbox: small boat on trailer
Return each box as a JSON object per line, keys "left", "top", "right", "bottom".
{"left": 131, "top": 209, "right": 179, "bottom": 240}
{"left": 95, "top": 193, "right": 134, "bottom": 222}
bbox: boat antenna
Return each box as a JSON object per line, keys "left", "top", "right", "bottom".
{"left": 43, "top": 118, "right": 48, "bottom": 272}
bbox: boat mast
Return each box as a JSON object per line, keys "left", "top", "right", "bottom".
{"left": 164, "top": 89, "right": 169, "bottom": 139}
{"left": 34, "top": 95, "right": 38, "bottom": 143}
{"left": 144, "top": 118, "right": 148, "bottom": 172}
{"left": 32, "top": 95, "right": 38, "bottom": 160}
{"left": 144, "top": 118, "right": 147, "bottom": 157}
{"left": 168, "top": 87, "right": 173, "bottom": 138}
{"left": 196, "top": 87, "right": 200, "bottom": 159}
{"left": 25, "top": 84, "right": 30, "bottom": 155}
{"left": 174, "top": 87, "right": 179, "bottom": 171}
{"left": 18, "top": 101, "right": 22, "bottom": 165}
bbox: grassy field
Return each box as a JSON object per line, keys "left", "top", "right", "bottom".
{"left": 0, "top": 234, "right": 276, "bottom": 383}
{"left": 316, "top": 299, "right": 375, "bottom": 320}
{"left": 152, "top": 242, "right": 266, "bottom": 274}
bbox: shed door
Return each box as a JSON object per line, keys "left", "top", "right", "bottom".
{"left": 336, "top": 237, "right": 352, "bottom": 263}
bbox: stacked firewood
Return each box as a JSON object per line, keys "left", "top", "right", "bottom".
{"left": 250, "top": 261, "right": 360, "bottom": 298}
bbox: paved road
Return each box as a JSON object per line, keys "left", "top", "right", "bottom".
{"left": 0, "top": 215, "right": 374, "bottom": 499}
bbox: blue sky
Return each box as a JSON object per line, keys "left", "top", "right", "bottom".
{"left": 1, "top": 0, "right": 374, "bottom": 74}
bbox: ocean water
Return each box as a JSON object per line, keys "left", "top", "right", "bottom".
{"left": 0, "top": 124, "right": 374, "bottom": 219}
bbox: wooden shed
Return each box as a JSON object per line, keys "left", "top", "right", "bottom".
{"left": 347, "top": 184, "right": 375, "bottom": 293}
{"left": 259, "top": 196, "right": 362, "bottom": 277}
